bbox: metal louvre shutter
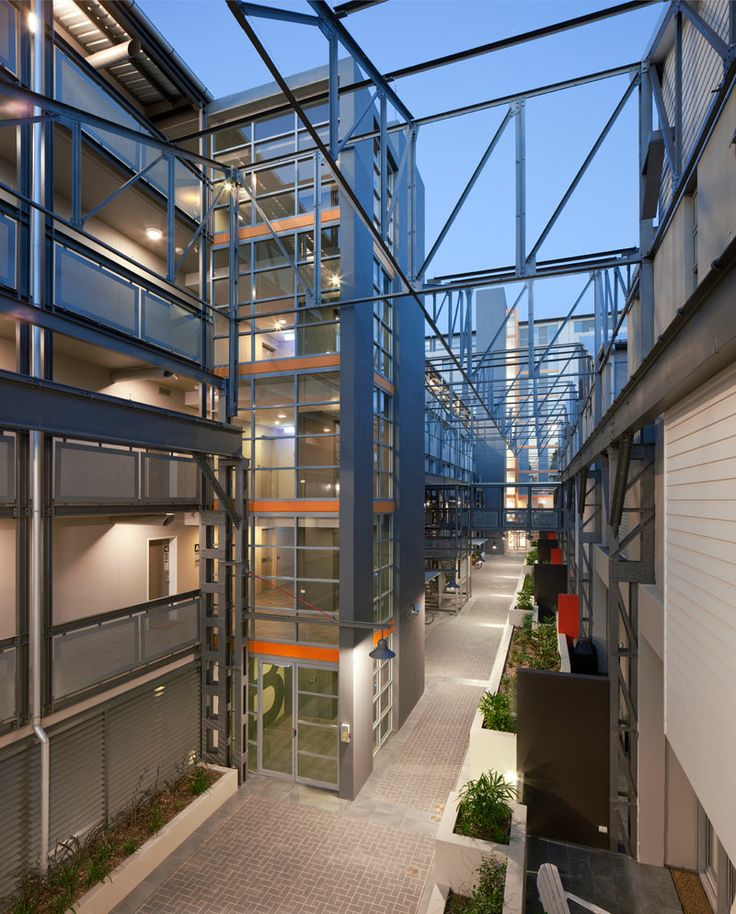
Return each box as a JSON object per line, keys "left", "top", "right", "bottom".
{"left": 0, "top": 741, "right": 41, "bottom": 897}
{"left": 107, "top": 667, "right": 200, "bottom": 817}
{"left": 0, "top": 666, "right": 200, "bottom": 897}
{"left": 49, "top": 715, "right": 105, "bottom": 851}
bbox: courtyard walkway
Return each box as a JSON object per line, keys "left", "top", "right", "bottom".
{"left": 112, "top": 553, "right": 523, "bottom": 914}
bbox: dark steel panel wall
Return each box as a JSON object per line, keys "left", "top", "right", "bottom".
{"left": 517, "top": 668, "right": 609, "bottom": 848}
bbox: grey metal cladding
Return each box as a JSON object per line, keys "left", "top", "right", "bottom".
{"left": 0, "top": 665, "right": 200, "bottom": 896}
{"left": 49, "top": 715, "right": 105, "bottom": 851}
{"left": 106, "top": 666, "right": 200, "bottom": 818}
{"left": 0, "top": 741, "right": 41, "bottom": 898}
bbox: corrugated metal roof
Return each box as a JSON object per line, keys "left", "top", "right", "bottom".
{"left": 53, "top": 0, "right": 208, "bottom": 117}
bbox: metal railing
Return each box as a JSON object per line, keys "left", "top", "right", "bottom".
{"left": 51, "top": 590, "right": 200, "bottom": 703}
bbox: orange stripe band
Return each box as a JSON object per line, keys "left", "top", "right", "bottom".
{"left": 213, "top": 208, "right": 340, "bottom": 245}
{"left": 249, "top": 499, "right": 339, "bottom": 513}
{"left": 373, "top": 373, "right": 395, "bottom": 395}
{"left": 247, "top": 640, "right": 339, "bottom": 663}
{"left": 214, "top": 353, "right": 341, "bottom": 378}
{"left": 373, "top": 500, "right": 395, "bottom": 513}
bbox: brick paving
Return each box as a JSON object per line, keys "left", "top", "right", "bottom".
{"left": 114, "top": 554, "right": 523, "bottom": 914}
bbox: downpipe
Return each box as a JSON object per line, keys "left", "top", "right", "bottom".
{"left": 30, "top": 0, "right": 49, "bottom": 873}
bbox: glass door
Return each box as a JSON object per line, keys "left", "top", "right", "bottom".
{"left": 256, "top": 659, "right": 339, "bottom": 790}
{"left": 259, "top": 661, "right": 293, "bottom": 778}
{"left": 295, "top": 665, "right": 339, "bottom": 789}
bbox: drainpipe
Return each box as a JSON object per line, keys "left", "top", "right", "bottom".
{"left": 30, "top": 0, "right": 50, "bottom": 873}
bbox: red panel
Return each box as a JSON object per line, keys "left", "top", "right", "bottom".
{"left": 550, "top": 547, "right": 563, "bottom": 564}
{"left": 557, "top": 594, "right": 580, "bottom": 640}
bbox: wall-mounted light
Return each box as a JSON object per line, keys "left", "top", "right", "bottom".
{"left": 27, "top": 11, "right": 38, "bottom": 32}
{"left": 328, "top": 272, "right": 341, "bottom": 289}
{"left": 277, "top": 413, "right": 287, "bottom": 419}
{"left": 146, "top": 227, "right": 163, "bottom": 242}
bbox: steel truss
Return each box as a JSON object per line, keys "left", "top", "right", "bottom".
{"left": 225, "top": 0, "right": 657, "bottom": 472}
{"left": 216, "top": 0, "right": 732, "bottom": 861}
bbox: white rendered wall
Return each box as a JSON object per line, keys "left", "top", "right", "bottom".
{"left": 53, "top": 518, "right": 198, "bottom": 625}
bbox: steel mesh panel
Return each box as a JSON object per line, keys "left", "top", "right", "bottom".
{"left": 55, "top": 442, "right": 138, "bottom": 503}
{"left": 0, "top": 434, "right": 15, "bottom": 503}
{"left": 142, "top": 453, "right": 198, "bottom": 502}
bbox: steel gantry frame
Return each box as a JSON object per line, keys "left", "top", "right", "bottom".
{"left": 222, "top": 0, "right": 736, "bottom": 861}
{"left": 221, "top": 0, "right": 659, "bottom": 472}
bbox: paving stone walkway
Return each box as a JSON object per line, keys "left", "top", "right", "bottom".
{"left": 113, "top": 553, "right": 523, "bottom": 914}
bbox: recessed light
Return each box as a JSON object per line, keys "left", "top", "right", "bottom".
{"left": 323, "top": 427, "right": 330, "bottom": 433}
{"left": 175, "top": 246, "right": 184, "bottom": 255}
{"left": 277, "top": 413, "right": 287, "bottom": 419}
{"left": 146, "top": 227, "right": 163, "bottom": 242}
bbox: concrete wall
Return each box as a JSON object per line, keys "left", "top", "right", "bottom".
{"left": 665, "top": 741, "right": 699, "bottom": 869}
{"left": 637, "top": 637, "right": 665, "bottom": 865}
{"left": 52, "top": 517, "right": 198, "bottom": 625}
{"left": 696, "top": 88, "right": 736, "bottom": 282}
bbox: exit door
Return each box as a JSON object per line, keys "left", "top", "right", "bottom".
{"left": 256, "top": 659, "right": 338, "bottom": 789}
{"left": 148, "top": 538, "right": 173, "bottom": 600}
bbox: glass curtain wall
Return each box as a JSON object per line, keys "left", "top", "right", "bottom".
{"left": 211, "top": 107, "right": 341, "bottom": 367}
{"left": 372, "top": 514, "right": 393, "bottom": 752}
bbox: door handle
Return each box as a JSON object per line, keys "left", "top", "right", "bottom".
{"left": 292, "top": 728, "right": 297, "bottom": 738}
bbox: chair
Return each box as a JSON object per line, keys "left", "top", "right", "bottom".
{"left": 537, "top": 863, "right": 612, "bottom": 914}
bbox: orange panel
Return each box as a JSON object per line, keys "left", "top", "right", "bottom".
{"left": 550, "top": 547, "right": 563, "bottom": 564}
{"left": 373, "top": 500, "right": 395, "bottom": 514}
{"left": 248, "top": 500, "right": 339, "bottom": 513}
{"left": 213, "top": 207, "right": 340, "bottom": 246}
{"left": 373, "top": 373, "right": 395, "bottom": 395}
{"left": 557, "top": 594, "right": 580, "bottom": 640}
{"left": 372, "top": 620, "right": 396, "bottom": 646}
{"left": 215, "top": 353, "right": 341, "bottom": 378}
{"left": 248, "top": 640, "right": 339, "bottom": 664}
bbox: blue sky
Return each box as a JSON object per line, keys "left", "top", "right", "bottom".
{"left": 139, "top": 0, "right": 664, "bottom": 320}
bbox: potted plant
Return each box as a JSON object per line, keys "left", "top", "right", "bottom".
{"left": 434, "top": 770, "right": 527, "bottom": 912}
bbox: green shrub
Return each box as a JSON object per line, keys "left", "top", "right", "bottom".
{"left": 525, "top": 548, "right": 537, "bottom": 565}
{"left": 455, "top": 771, "right": 517, "bottom": 844}
{"left": 515, "top": 590, "right": 532, "bottom": 611}
{"left": 478, "top": 690, "right": 516, "bottom": 733}
{"left": 445, "top": 857, "right": 507, "bottom": 914}
{"left": 528, "top": 620, "right": 559, "bottom": 670}
{"left": 521, "top": 574, "right": 534, "bottom": 595}
{"left": 189, "top": 765, "right": 211, "bottom": 796}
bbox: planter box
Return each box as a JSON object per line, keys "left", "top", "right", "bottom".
{"left": 73, "top": 765, "right": 238, "bottom": 914}
{"left": 508, "top": 604, "right": 538, "bottom": 627}
{"left": 423, "top": 882, "right": 449, "bottom": 914}
{"left": 468, "top": 710, "right": 517, "bottom": 782}
{"left": 434, "top": 790, "right": 527, "bottom": 914}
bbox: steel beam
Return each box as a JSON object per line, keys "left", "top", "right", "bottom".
{"left": 562, "top": 232, "right": 736, "bottom": 480}
{"left": 0, "top": 289, "right": 224, "bottom": 390}
{"left": 0, "top": 370, "right": 242, "bottom": 456}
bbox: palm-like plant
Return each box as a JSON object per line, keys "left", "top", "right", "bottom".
{"left": 455, "top": 771, "right": 517, "bottom": 844}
